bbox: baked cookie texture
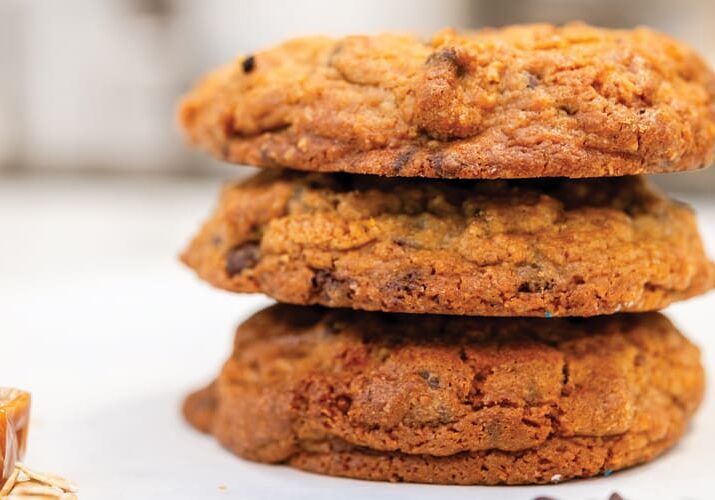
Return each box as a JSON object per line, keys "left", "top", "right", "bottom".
{"left": 181, "top": 170, "right": 714, "bottom": 317}
{"left": 183, "top": 305, "right": 704, "bottom": 485}
{"left": 179, "top": 23, "right": 715, "bottom": 179}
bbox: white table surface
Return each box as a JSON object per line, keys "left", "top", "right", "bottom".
{"left": 1, "top": 174, "right": 714, "bottom": 500}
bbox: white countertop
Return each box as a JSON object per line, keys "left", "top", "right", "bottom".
{"left": 1, "top": 174, "right": 714, "bottom": 500}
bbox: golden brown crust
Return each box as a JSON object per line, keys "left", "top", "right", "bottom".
{"left": 179, "top": 23, "right": 715, "bottom": 179}
{"left": 183, "top": 305, "right": 705, "bottom": 485}
{"left": 180, "top": 170, "right": 714, "bottom": 317}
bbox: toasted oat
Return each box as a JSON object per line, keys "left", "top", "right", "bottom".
{"left": 0, "top": 463, "right": 77, "bottom": 499}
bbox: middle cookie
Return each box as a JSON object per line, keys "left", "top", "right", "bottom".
{"left": 182, "top": 170, "right": 714, "bottom": 317}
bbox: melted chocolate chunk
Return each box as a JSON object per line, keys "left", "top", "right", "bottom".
{"left": 335, "top": 395, "right": 352, "bottom": 413}
{"left": 242, "top": 55, "right": 255, "bottom": 73}
{"left": 226, "top": 243, "right": 260, "bottom": 276}
{"left": 311, "top": 269, "right": 356, "bottom": 302}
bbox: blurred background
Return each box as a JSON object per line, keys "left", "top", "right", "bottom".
{"left": 1, "top": 0, "right": 714, "bottom": 190}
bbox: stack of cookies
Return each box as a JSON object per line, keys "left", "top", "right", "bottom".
{"left": 178, "top": 23, "right": 715, "bottom": 485}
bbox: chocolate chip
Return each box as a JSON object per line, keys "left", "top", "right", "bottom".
{"left": 242, "top": 55, "right": 255, "bottom": 73}
{"left": 471, "top": 368, "right": 491, "bottom": 398}
{"left": 391, "top": 148, "right": 416, "bottom": 174}
{"left": 533, "top": 497, "right": 557, "bottom": 500}
{"left": 335, "top": 395, "right": 352, "bottom": 413}
{"left": 561, "top": 363, "right": 571, "bottom": 396}
{"left": 609, "top": 493, "right": 625, "bottom": 500}
{"left": 311, "top": 269, "right": 355, "bottom": 301}
{"left": 559, "top": 105, "right": 577, "bottom": 116}
{"left": 418, "top": 370, "right": 441, "bottom": 389}
{"left": 312, "top": 269, "right": 333, "bottom": 291}
{"left": 518, "top": 280, "right": 554, "bottom": 293}
{"left": 427, "top": 47, "right": 467, "bottom": 77}
{"left": 383, "top": 271, "right": 425, "bottom": 296}
{"left": 226, "top": 243, "right": 260, "bottom": 276}
{"left": 526, "top": 71, "right": 540, "bottom": 89}
{"left": 517, "top": 264, "right": 555, "bottom": 294}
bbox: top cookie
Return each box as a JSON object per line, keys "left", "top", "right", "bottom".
{"left": 180, "top": 23, "right": 715, "bottom": 179}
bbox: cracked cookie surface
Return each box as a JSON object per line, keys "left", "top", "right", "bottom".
{"left": 183, "top": 305, "right": 704, "bottom": 485}
{"left": 181, "top": 170, "right": 714, "bottom": 317}
{"left": 179, "top": 23, "right": 715, "bottom": 179}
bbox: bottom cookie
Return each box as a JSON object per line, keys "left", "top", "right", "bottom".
{"left": 183, "top": 305, "right": 704, "bottom": 485}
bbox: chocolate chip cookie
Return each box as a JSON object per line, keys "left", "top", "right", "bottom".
{"left": 181, "top": 170, "right": 714, "bottom": 317}
{"left": 183, "top": 304, "right": 704, "bottom": 485}
{"left": 179, "top": 23, "right": 715, "bottom": 179}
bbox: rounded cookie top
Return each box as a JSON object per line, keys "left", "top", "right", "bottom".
{"left": 184, "top": 305, "right": 704, "bottom": 484}
{"left": 181, "top": 170, "right": 714, "bottom": 317}
{"left": 179, "top": 23, "right": 715, "bottom": 179}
